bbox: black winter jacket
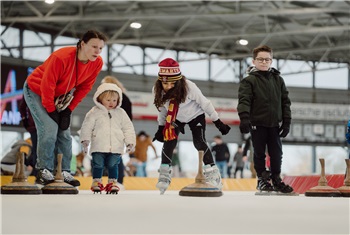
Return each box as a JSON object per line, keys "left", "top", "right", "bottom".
{"left": 237, "top": 67, "right": 291, "bottom": 127}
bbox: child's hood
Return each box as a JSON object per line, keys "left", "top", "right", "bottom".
{"left": 246, "top": 66, "right": 280, "bottom": 75}
{"left": 93, "top": 83, "right": 123, "bottom": 110}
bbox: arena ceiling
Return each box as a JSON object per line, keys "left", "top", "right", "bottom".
{"left": 1, "top": 1, "right": 350, "bottom": 64}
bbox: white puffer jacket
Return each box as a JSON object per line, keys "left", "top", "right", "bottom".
{"left": 80, "top": 83, "right": 136, "bottom": 154}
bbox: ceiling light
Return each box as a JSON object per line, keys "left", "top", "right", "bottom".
{"left": 45, "top": 0, "right": 55, "bottom": 4}
{"left": 130, "top": 22, "right": 142, "bottom": 29}
{"left": 237, "top": 39, "right": 248, "bottom": 46}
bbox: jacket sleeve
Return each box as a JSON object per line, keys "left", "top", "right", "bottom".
{"left": 280, "top": 77, "right": 292, "bottom": 120}
{"left": 187, "top": 80, "right": 219, "bottom": 121}
{"left": 237, "top": 77, "right": 253, "bottom": 115}
{"left": 40, "top": 55, "right": 65, "bottom": 113}
{"left": 157, "top": 106, "right": 168, "bottom": 126}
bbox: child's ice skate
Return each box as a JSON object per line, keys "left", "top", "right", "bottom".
{"left": 105, "top": 179, "right": 120, "bottom": 194}
{"left": 91, "top": 178, "right": 104, "bottom": 194}
{"left": 255, "top": 171, "right": 275, "bottom": 195}
{"left": 156, "top": 164, "right": 172, "bottom": 195}
{"left": 203, "top": 164, "right": 223, "bottom": 190}
{"left": 271, "top": 174, "right": 297, "bottom": 195}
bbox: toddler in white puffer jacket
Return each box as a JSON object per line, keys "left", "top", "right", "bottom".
{"left": 80, "top": 83, "right": 136, "bottom": 194}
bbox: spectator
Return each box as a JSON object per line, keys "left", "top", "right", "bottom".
{"left": 233, "top": 144, "right": 246, "bottom": 178}
{"left": 19, "top": 98, "right": 38, "bottom": 176}
{"left": 1, "top": 138, "right": 32, "bottom": 175}
{"left": 211, "top": 135, "right": 230, "bottom": 178}
{"left": 130, "top": 131, "right": 158, "bottom": 177}
{"left": 242, "top": 134, "right": 257, "bottom": 178}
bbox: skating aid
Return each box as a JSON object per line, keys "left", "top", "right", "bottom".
{"left": 91, "top": 182, "right": 104, "bottom": 194}
{"left": 104, "top": 182, "right": 120, "bottom": 194}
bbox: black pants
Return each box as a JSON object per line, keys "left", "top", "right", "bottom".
{"left": 234, "top": 166, "right": 244, "bottom": 178}
{"left": 161, "top": 114, "right": 214, "bottom": 166}
{"left": 250, "top": 126, "right": 282, "bottom": 177}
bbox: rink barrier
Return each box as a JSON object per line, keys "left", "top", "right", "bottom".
{"left": 1, "top": 174, "right": 345, "bottom": 192}
{"left": 283, "top": 174, "right": 345, "bottom": 194}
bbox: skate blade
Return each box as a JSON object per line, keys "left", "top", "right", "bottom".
{"left": 255, "top": 191, "right": 299, "bottom": 196}
{"left": 255, "top": 191, "right": 277, "bottom": 196}
{"left": 106, "top": 191, "right": 119, "bottom": 195}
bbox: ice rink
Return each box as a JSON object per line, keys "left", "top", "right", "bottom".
{"left": 1, "top": 190, "right": 349, "bottom": 235}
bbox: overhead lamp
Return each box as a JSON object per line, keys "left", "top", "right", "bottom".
{"left": 130, "top": 22, "right": 142, "bottom": 29}
{"left": 237, "top": 39, "right": 248, "bottom": 46}
{"left": 45, "top": 0, "right": 55, "bottom": 4}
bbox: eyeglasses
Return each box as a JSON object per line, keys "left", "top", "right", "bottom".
{"left": 255, "top": 58, "right": 272, "bottom": 63}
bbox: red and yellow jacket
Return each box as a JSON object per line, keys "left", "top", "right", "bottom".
{"left": 27, "top": 47, "right": 103, "bottom": 113}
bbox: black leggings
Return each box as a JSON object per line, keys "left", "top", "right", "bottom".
{"left": 161, "top": 114, "right": 214, "bottom": 166}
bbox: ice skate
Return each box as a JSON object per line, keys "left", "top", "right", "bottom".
{"left": 156, "top": 164, "right": 172, "bottom": 195}
{"left": 203, "top": 164, "right": 223, "bottom": 190}
{"left": 255, "top": 171, "right": 275, "bottom": 196}
{"left": 271, "top": 174, "right": 298, "bottom": 196}
{"left": 105, "top": 179, "right": 120, "bottom": 194}
{"left": 91, "top": 178, "right": 104, "bottom": 194}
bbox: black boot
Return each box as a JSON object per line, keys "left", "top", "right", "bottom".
{"left": 256, "top": 171, "right": 273, "bottom": 192}
{"left": 271, "top": 174, "right": 293, "bottom": 193}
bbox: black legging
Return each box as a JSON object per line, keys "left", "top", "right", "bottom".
{"left": 161, "top": 114, "right": 214, "bottom": 166}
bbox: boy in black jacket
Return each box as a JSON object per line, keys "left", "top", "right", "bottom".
{"left": 237, "top": 45, "right": 293, "bottom": 194}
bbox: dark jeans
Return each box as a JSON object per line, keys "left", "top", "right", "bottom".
{"left": 251, "top": 126, "right": 282, "bottom": 177}
{"left": 91, "top": 152, "right": 121, "bottom": 179}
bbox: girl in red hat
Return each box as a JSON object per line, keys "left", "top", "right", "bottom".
{"left": 152, "top": 58, "right": 231, "bottom": 194}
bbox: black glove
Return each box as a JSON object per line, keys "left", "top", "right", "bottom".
{"left": 279, "top": 119, "right": 291, "bottom": 138}
{"left": 239, "top": 112, "right": 251, "bottom": 134}
{"left": 59, "top": 108, "right": 72, "bottom": 130}
{"left": 213, "top": 119, "right": 231, "bottom": 135}
{"left": 153, "top": 126, "right": 165, "bottom": 142}
{"left": 48, "top": 110, "right": 60, "bottom": 124}
{"left": 172, "top": 120, "right": 185, "bottom": 134}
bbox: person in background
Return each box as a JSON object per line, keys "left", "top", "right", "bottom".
{"left": 211, "top": 135, "right": 230, "bottom": 178}
{"left": 23, "top": 29, "right": 107, "bottom": 187}
{"left": 237, "top": 45, "right": 294, "bottom": 194}
{"left": 19, "top": 98, "right": 38, "bottom": 176}
{"left": 130, "top": 131, "right": 158, "bottom": 177}
{"left": 80, "top": 83, "right": 136, "bottom": 194}
{"left": 233, "top": 144, "right": 246, "bottom": 179}
{"left": 242, "top": 134, "right": 257, "bottom": 178}
{"left": 101, "top": 75, "right": 133, "bottom": 185}
{"left": 1, "top": 138, "right": 32, "bottom": 175}
{"left": 152, "top": 58, "right": 231, "bottom": 194}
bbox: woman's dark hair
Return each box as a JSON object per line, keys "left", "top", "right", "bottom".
{"left": 153, "top": 76, "right": 188, "bottom": 110}
{"left": 77, "top": 29, "right": 108, "bottom": 48}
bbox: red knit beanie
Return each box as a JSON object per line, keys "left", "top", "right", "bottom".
{"left": 158, "top": 58, "right": 182, "bottom": 82}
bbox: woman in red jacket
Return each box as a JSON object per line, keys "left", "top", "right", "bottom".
{"left": 23, "top": 30, "right": 107, "bottom": 186}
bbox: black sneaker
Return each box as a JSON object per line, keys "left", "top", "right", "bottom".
{"left": 62, "top": 171, "right": 80, "bottom": 187}
{"left": 36, "top": 169, "right": 55, "bottom": 185}
{"left": 271, "top": 175, "right": 293, "bottom": 193}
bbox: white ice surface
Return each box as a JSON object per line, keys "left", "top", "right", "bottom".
{"left": 1, "top": 190, "right": 349, "bottom": 235}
